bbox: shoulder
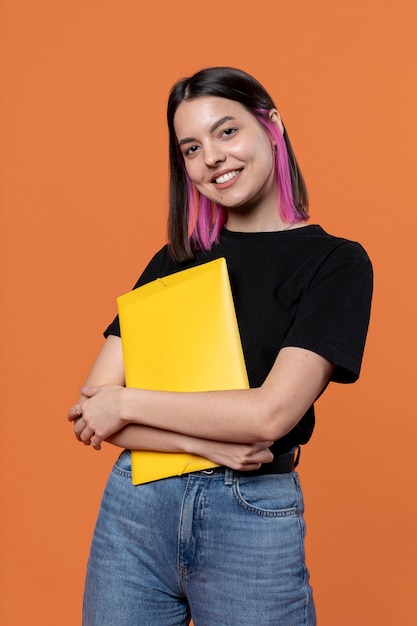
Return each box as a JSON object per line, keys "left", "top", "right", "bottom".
{"left": 131, "top": 245, "right": 186, "bottom": 289}
{"left": 285, "top": 226, "right": 373, "bottom": 322}
{"left": 300, "top": 225, "right": 373, "bottom": 276}
{"left": 326, "top": 232, "right": 373, "bottom": 287}
{"left": 298, "top": 224, "right": 370, "bottom": 253}
{"left": 130, "top": 241, "right": 219, "bottom": 291}
{"left": 281, "top": 227, "right": 373, "bottom": 383}
{"left": 276, "top": 224, "right": 373, "bottom": 287}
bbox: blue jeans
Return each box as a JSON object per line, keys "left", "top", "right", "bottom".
{"left": 83, "top": 450, "right": 316, "bottom": 625}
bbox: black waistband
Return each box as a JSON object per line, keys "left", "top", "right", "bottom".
{"left": 199, "top": 447, "right": 300, "bottom": 478}
{"left": 238, "top": 447, "right": 300, "bottom": 477}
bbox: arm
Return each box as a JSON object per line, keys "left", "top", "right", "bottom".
{"left": 71, "top": 335, "right": 125, "bottom": 435}
{"left": 75, "top": 345, "right": 335, "bottom": 449}
{"left": 69, "top": 335, "right": 274, "bottom": 470}
{"left": 109, "top": 425, "right": 273, "bottom": 471}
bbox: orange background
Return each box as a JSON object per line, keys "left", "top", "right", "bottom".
{"left": 1, "top": 1, "right": 416, "bottom": 624}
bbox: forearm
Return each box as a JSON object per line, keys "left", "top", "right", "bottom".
{"left": 107, "top": 424, "right": 200, "bottom": 453}
{"left": 119, "top": 347, "right": 334, "bottom": 443}
{"left": 121, "top": 387, "right": 268, "bottom": 443}
{"left": 106, "top": 423, "right": 274, "bottom": 472}
{"left": 79, "top": 347, "right": 334, "bottom": 449}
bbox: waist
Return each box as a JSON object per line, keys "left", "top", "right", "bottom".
{"left": 200, "top": 447, "right": 300, "bottom": 478}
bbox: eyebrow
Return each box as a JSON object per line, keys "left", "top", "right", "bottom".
{"left": 178, "top": 116, "right": 237, "bottom": 147}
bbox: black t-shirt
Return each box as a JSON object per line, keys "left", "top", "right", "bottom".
{"left": 104, "top": 225, "right": 373, "bottom": 453}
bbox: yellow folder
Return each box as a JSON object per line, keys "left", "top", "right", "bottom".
{"left": 117, "top": 257, "right": 249, "bottom": 484}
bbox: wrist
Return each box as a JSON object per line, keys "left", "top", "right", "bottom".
{"left": 184, "top": 435, "right": 210, "bottom": 458}
{"left": 182, "top": 434, "right": 199, "bottom": 455}
{"left": 119, "top": 386, "right": 137, "bottom": 426}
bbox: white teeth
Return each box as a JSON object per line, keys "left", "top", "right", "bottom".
{"left": 214, "top": 170, "right": 240, "bottom": 184}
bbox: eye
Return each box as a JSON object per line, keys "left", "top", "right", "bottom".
{"left": 220, "top": 127, "right": 238, "bottom": 138}
{"left": 184, "top": 145, "right": 200, "bottom": 157}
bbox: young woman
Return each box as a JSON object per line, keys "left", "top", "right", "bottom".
{"left": 68, "top": 67, "right": 373, "bottom": 625}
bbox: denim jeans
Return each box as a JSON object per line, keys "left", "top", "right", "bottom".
{"left": 83, "top": 450, "right": 316, "bottom": 625}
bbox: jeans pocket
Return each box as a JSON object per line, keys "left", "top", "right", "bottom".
{"left": 112, "top": 449, "right": 133, "bottom": 477}
{"left": 232, "top": 472, "right": 301, "bottom": 518}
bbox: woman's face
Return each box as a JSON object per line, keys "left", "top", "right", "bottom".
{"left": 174, "top": 96, "right": 282, "bottom": 229}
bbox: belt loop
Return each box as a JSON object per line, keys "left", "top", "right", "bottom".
{"left": 224, "top": 468, "right": 234, "bottom": 485}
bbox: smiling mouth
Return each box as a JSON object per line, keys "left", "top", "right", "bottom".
{"left": 213, "top": 169, "right": 242, "bottom": 184}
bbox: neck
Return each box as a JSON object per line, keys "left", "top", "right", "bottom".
{"left": 225, "top": 213, "right": 307, "bottom": 233}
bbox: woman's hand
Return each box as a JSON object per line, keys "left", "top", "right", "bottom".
{"left": 67, "top": 384, "right": 127, "bottom": 450}
{"left": 191, "top": 438, "right": 274, "bottom": 471}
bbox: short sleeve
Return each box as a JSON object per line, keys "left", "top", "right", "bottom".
{"left": 281, "top": 241, "right": 373, "bottom": 383}
{"left": 103, "top": 245, "right": 173, "bottom": 338}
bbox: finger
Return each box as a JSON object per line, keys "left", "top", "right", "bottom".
{"left": 90, "top": 435, "right": 102, "bottom": 451}
{"left": 79, "top": 385, "right": 99, "bottom": 398}
{"left": 239, "top": 462, "right": 263, "bottom": 471}
{"left": 73, "top": 417, "right": 86, "bottom": 438}
{"left": 67, "top": 404, "right": 83, "bottom": 422}
{"left": 80, "top": 425, "right": 95, "bottom": 445}
{"left": 255, "top": 441, "right": 274, "bottom": 450}
{"left": 74, "top": 418, "right": 93, "bottom": 443}
{"left": 249, "top": 441, "right": 272, "bottom": 454}
{"left": 258, "top": 448, "right": 274, "bottom": 464}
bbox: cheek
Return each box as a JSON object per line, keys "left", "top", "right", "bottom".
{"left": 256, "top": 143, "right": 275, "bottom": 178}
{"left": 184, "top": 161, "right": 201, "bottom": 185}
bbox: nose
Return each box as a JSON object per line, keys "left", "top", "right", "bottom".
{"left": 204, "top": 142, "right": 226, "bottom": 167}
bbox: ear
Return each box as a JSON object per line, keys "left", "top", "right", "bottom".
{"left": 268, "top": 109, "right": 284, "bottom": 136}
